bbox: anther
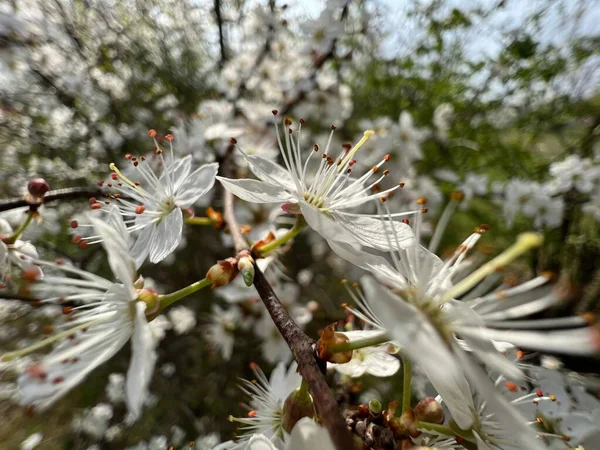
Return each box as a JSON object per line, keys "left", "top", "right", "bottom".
{"left": 272, "top": 109, "right": 279, "bottom": 116}
{"left": 79, "top": 241, "right": 88, "bottom": 249}
{"left": 165, "top": 134, "right": 173, "bottom": 142}
{"left": 330, "top": 125, "right": 337, "bottom": 130}
{"left": 399, "top": 182, "right": 405, "bottom": 188}
{"left": 504, "top": 381, "right": 518, "bottom": 392}
{"left": 125, "top": 154, "right": 132, "bottom": 160}
{"left": 70, "top": 220, "right": 78, "bottom": 229}
{"left": 299, "top": 118, "right": 306, "bottom": 125}
{"left": 383, "top": 154, "right": 391, "bottom": 162}
{"left": 416, "top": 197, "right": 427, "bottom": 205}
{"left": 111, "top": 173, "right": 118, "bottom": 181}
{"left": 313, "top": 144, "right": 319, "bottom": 152}
{"left": 148, "top": 129, "right": 157, "bottom": 138}
{"left": 230, "top": 138, "right": 237, "bottom": 145}
{"left": 62, "top": 306, "right": 73, "bottom": 314}
{"left": 133, "top": 161, "right": 139, "bottom": 167}
{"left": 89, "top": 197, "right": 97, "bottom": 204}
{"left": 97, "top": 180, "right": 104, "bottom": 187}
{"left": 383, "top": 170, "right": 390, "bottom": 176}
{"left": 372, "top": 165, "right": 379, "bottom": 173}
{"left": 135, "top": 205, "right": 146, "bottom": 214}
{"left": 91, "top": 203, "right": 102, "bottom": 210}
{"left": 536, "top": 389, "right": 543, "bottom": 397}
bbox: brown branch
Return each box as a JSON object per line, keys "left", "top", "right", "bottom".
{"left": 0, "top": 187, "right": 104, "bottom": 213}
{"left": 253, "top": 267, "right": 356, "bottom": 450}
{"left": 214, "top": 0, "right": 227, "bottom": 68}
{"left": 222, "top": 188, "right": 355, "bottom": 449}
{"left": 223, "top": 191, "right": 248, "bottom": 253}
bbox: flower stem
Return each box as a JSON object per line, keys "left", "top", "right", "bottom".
{"left": 158, "top": 278, "right": 211, "bottom": 312}
{"left": 402, "top": 356, "right": 412, "bottom": 413}
{"left": 416, "top": 421, "right": 456, "bottom": 436}
{"left": 256, "top": 216, "right": 307, "bottom": 256}
{"left": 185, "top": 217, "right": 213, "bottom": 226}
{"left": 4, "top": 211, "right": 34, "bottom": 244}
{"left": 330, "top": 331, "right": 391, "bottom": 353}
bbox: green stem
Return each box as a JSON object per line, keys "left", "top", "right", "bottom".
{"left": 416, "top": 421, "right": 456, "bottom": 437}
{"left": 256, "top": 216, "right": 306, "bottom": 256}
{"left": 4, "top": 212, "right": 34, "bottom": 244}
{"left": 158, "top": 278, "right": 211, "bottom": 312}
{"left": 330, "top": 331, "right": 391, "bottom": 353}
{"left": 185, "top": 217, "right": 213, "bottom": 226}
{"left": 402, "top": 356, "right": 412, "bottom": 413}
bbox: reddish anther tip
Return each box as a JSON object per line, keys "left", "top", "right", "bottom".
{"left": 70, "top": 220, "right": 78, "bottom": 229}
{"left": 135, "top": 205, "right": 146, "bottom": 215}
{"left": 90, "top": 202, "right": 102, "bottom": 210}
{"left": 148, "top": 129, "right": 157, "bottom": 138}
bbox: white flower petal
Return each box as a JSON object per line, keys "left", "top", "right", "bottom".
{"left": 88, "top": 212, "right": 136, "bottom": 298}
{"left": 246, "top": 155, "right": 296, "bottom": 191}
{"left": 218, "top": 177, "right": 294, "bottom": 203}
{"left": 130, "top": 225, "right": 153, "bottom": 269}
{"left": 454, "top": 345, "right": 546, "bottom": 450}
{"left": 175, "top": 162, "right": 219, "bottom": 208}
{"left": 161, "top": 154, "right": 192, "bottom": 194}
{"left": 286, "top": 418, "right": 335, "bottom": 450}
{"left": 299, "top": 203, "right": 356, "bottom": 245}
{"left": 362, "top": 278, "right": 474, "bottom": 429}
{"left": 148, "top": 208, "right": 183, "bottom": 264}
{"left": 244, "top": 434, "right": 279, "bottom": 450}
{"left": 333, "top": 214, "right": 415, "bottom": 251}
{"left": 126, "top": 302, "right": 157, "bottom": 420}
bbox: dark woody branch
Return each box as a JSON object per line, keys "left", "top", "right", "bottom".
{"left": 0, "top": 187, "right": 104, "bottom": 213}
{"left": 223, "top": 189, "right": 356, "bottom": 450}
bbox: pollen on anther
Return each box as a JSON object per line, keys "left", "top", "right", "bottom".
{"left": 91, "top": 203, "right": 102, "bottom": 210}
{"left": 416, "top": 197, "right": 427, "bottom": 205}
{"left": 111, "top": 173, "right": 118, "bottom": 181}
{"left": 550, "top": 395, "right": 557, "bottom": 402}
{"left": 248, "top": 410, "right": 257, "bottom": 418}
{"left": 135, "top": 205, "right": 146, "bottom": 215}
{"left": 536, "top": 389, "right": 543, "bottom": 397}
{"left": 383, "top": 154, "right": 391, "bottom": 162}
{"left": 148, "top": 129, "right": 157, "bottom": 138}
{"left": 504, "top": 381, "right": 518, "bottom": 392}
{"left": 165, "top": 134, "right": 174, "bottom": 142}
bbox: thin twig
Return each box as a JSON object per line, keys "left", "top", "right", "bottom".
{"left": 0, "top": 187, "right": 104, "bottom": 213}
{"left": 253, "top": 267, "right": 356, "bottom": 450}
{"left": 222, "top": 188, "right": 355, "bottom": 449}
{"left": 214, "top": 0, "right": 227, "bottom": 67}
{"left": 223, "top": 191, "right": 247, "bottom": 253}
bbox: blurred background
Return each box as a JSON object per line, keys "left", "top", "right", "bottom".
{"left": 1, "top": 0, "right": 599, "bottom": 448}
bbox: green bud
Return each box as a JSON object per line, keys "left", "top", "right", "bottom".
{"left": 368, "top": 399, "right": 382, "bottom": 415}
{"left": 137, "top": 289, "right": 160, "bottom": 317}
{"left": 238, "top": 255, "right": 255, "bottom": 287}
{"left": 282, "top": 383, "right": 316, "bottom": 433}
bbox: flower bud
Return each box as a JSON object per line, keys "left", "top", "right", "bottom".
{"left": 399, "top": 408, "right": 420, "bottom": 438}
{"left": 237, "top": 253, "right": 255, "bottom": 287}
{"left": 317, "top": 324, "right": 353, "bottom": 364}
{"left": 369, "top": 399, "right": 382, "bottom": 415}
{"left": 137, "top": 289, "right": 160, "bottom": 317}
{"left": 134, "top": 275, "right": 145, "bottom": 290}
{"left": 281, "top": 384, "right": 315, "bottom": 433}
{"left": 27, "top": 178, "right": 50, "bottom": 200}
{"left": 206, "top": 258, "right": 238, "bottom": 288}
{"left": 414, "top": 397, "right": 445, "bottom": 424}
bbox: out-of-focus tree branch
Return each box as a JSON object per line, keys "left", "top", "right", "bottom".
{"left": 0, "top": 187, "right": 104, "bottom": 213}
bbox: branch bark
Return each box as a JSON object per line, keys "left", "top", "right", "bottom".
{"left": 222, "top": 190, "right": 356, "bottom": 449}
{"left": 214, "top": 0, "right": 227, "bottom": 67}
{"left": 0, "top": 187, "right": 104, "bottom": 213}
